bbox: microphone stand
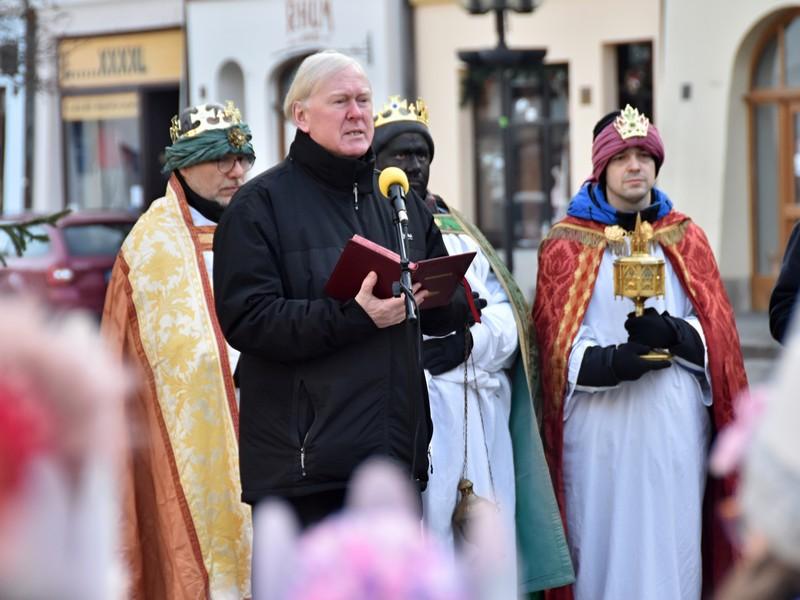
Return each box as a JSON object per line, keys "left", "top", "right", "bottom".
{"left": 393, "top": 207, "right": 418, "bottom": 322}
{"left": 379, "top": 169, "right": 424, "bottom": 485}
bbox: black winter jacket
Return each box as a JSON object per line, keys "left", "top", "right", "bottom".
{"left": 769, "top": 221, "right": 800, "bottom": 343}
{"left": 213, "top": 130, "right": 470, "bottom": 503}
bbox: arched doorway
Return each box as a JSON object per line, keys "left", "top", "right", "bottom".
{"left": 749, "top": 9, "right": 800, "bottom": 309}
{"left": 217, "top": 60, "right": 246, "bottom": 115}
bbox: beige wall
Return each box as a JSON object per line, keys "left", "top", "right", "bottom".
{"left": 413, "top": 0, "right": 658, "bottom": 295}
{"left": 414, "top": 0, "right": 800, "bottom": 308}
{"left": 658, "top": 0, "right": 799, "bottom": 307}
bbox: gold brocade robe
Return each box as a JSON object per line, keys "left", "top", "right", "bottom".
{"left": 101, "top": 176, "right": 251, "bottom": 600}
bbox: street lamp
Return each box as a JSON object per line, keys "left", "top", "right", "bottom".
{"left": 460, "top": 0, "right": 539, "bottom": 14}
{"left": 458, "top": 0, "right": 545, "bottom": 273}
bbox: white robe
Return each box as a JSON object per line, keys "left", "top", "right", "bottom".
{"left": 563, "top": 242, "right": 712, "bottom": 600}
{"left": 421, "top": 231, "right": 518, "bottom": 592}
{"left": 190, "top": 205, "right": 240, "bottom": 381}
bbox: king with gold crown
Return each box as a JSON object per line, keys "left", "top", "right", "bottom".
{"left": 532, "top": 105, "right": 747, "bottom": 600}
{"left": 372, "top": 94, "right": 575, "bottom": 596}
{"left": 101, "top": 101, "right": 255, "bottom": 600}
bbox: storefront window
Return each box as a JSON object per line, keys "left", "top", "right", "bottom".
{"left": 754, "top": 104, "right": 779, "bottom": 275}
{"left": 755, "top": 36, "right": 779, "bottom": 89}
{"left": 786, "top": 16, "right": 800, "bottom": 88}
{"left": 474, "top": 64, "right": 569, "bottom": 249}
{"left": 58, "top": 29, "right": 183, "bottom": 210}
{"left": 63, "top": 93, "right": 141, "bottom": 210}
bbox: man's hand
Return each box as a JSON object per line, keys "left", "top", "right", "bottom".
{"left": 468, "top": 291, "right": 488, "bottom": 326}
{"left": 577, "top": 341, "right": 671, "bottom": 388}
{"left": 625, "top": 308, "right": 706, "bottom": 367}
{"left": 355, "top": 272, "right": 428, "bottom": 328}
{"left": 423, "top": 328, "right": 473, "bottom": 375}
{"left": 611, "top": 342, "right": 672, "bottom": 381}
{"left": 624, "top": 308, "right": 678, "bottom": 349}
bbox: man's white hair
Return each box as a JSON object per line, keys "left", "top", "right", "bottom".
{"left": 282, "top": 50, "right": 370, "bottom": 122}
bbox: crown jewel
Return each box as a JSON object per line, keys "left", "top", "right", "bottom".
{"left": 613, "top": 104, "right": 650, "bottom": 140}
{"left": 373, "top": 95, "right": 431, "bottom": 129}
{"left": 169, "top": 100, "right": 244, "bottom": 143}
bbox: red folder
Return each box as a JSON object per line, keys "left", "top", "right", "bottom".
{"left": 324, "top": 235, "right": 476, "bottom": 309}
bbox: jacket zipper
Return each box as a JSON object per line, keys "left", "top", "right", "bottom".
{"left": 428, "top": 442, "right": 434, "bottom": 475}
{"left": 300, "top": 432, "right": 309, "bottom": 477}
{"left": 353, "top": 182, "right": 359, "bottom": 211}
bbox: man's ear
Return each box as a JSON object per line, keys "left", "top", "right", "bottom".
{"left": 292, "top": 101, "right": 310, "bottom": 133}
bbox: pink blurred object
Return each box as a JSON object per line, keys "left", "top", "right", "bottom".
{"left": 0, "top": 378, "right": 54, "bottom": 506}
{"left": 0, "top": 297, "right": 131, "bottom": 599}
{"left": 709, "top": 388, "right": 767, "bottom": 477}
{"left": 252, "top": 458, "right": 470, "bottom": 600}
{"left": 286, "top": 510, "right": 467, "bottom": 600}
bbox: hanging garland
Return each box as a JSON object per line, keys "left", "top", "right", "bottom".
{"left": 459, "top": 64, "right": 543, "bottom": 107}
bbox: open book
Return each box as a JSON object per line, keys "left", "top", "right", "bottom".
{"left": 324, "top": 235, "right": 476, "bottom": 309}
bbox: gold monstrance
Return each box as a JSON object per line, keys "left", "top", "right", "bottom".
{"left": 612, "top": 213, "right": 671, "bottom": 360}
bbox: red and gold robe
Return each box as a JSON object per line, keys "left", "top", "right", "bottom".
{"left": 102, "top": 176, "right": 251, "bottom": 599}
{"left": 532, "top": 212, "right": 747, "bottom": 599}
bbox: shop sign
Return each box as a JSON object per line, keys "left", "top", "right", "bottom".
{"left": 286, "top": 0, "right": 334, "bottom": 43}
{"left": 62, "top": 92, "right": 139, "bottom": 121}
{"left": 59, "top": 29, "right": 183, "bottom": 89}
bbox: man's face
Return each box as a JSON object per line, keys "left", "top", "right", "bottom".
{"left": 179, "top": 154, "right": 248, "bottom": 206}
{"left": 293, "top": 65, "right": 374, "bottom": 158}
{"left": 375, "top": 132, "right": 432, "bottom": 199}
{"left": 604, "top": 146, "right": 656, "bottom": 212}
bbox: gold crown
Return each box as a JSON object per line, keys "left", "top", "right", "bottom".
{"left": 613, "top": 104, "right": 650, "bottom": 140}
{"left": 373, "top": 95, "right": 431, "bottom": 129}
{"left": 169, "top": 100, "right": 244, "bottom": 143}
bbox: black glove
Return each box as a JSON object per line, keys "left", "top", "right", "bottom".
{"left": 423, "top": 328, "right": 473, "bottom": 375}
{"left": 625, "top": 308, "right": 705, "bottom": 367}
{"left": 577, "top": 342, "right": 671, "bottom": 388}
{"left": 468, "top": 291, "right": 488, "bottom": 326}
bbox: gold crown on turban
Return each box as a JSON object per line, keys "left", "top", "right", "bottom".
{"left": 373, "top": 95, "right": 431, "bottom": 129}
{"left": 169, "top": 100, "right": 244, "bottom": 143}
{"left": 613, "top": 104, "right": 650, "bottom": 140}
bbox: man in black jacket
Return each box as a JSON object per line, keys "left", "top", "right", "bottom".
{"left": 769, "top": 222, "right": 800, "bottom": 343}
{"left": 213, "top": 50, "right": 471, "bottom": 529}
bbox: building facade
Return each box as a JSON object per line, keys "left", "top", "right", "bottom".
{"left": 184, "top": 0, "right": 413, "bottom": 172}
{"left": 28, "top": 0, "right": 184, "bottom": 214}
{"left": 23, "top": 0, "right": 412, "bottom": 213}
{"left": 412, "top": 0, "right": 800, "bottom": 310}
{"left": 16, "top": 0, "right": 800, "bottom": 312}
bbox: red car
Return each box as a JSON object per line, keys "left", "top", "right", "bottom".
{"left": 0, "top": 210, "right": 138, "bottom": 317}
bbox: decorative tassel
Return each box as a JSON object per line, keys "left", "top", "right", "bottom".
{"left": 655, "top": 220, "right": 690, "bottom": 246}
{"left": 546, "top": 225, "right": 607, "bottom": 249}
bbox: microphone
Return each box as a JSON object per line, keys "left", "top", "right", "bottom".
{"left": 378, "top": 167, "right": 410, "bottom": 223}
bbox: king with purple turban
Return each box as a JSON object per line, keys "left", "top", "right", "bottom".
{"left": 532, "top": 106, "right": 748, "bottom": 600}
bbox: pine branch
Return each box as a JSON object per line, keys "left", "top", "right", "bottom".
{"left": 0, "top": 209, "right": 70, "bottom": 265}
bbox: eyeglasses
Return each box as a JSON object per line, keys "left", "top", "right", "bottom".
{"left": 217, "top": 155, "right": 255, "bottom": 174}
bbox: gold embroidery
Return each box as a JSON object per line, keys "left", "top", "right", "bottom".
{"left": 122, "top": 184, "right": 251, "bottom": 595}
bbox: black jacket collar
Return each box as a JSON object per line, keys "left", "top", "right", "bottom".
{"left": 289, "top": 129, "right": 375, "bottom": 193}
{"left": 175, "top": 170, "right": 225, "bottom": 224}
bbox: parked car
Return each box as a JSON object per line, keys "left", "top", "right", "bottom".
{"left": 0, "top": 210, "right": 138, "bottom": 317}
